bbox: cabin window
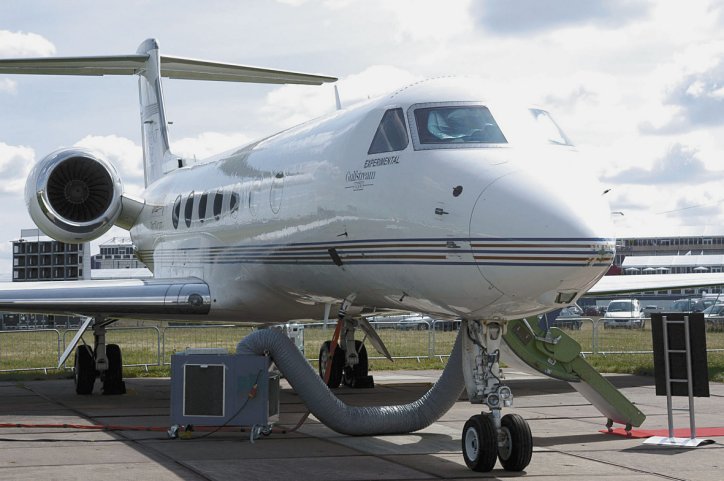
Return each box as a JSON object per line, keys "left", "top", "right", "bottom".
{"left": 230, "top": 192, "right": 240, "bottom": 213}
{"left": 413, "top": 106, "right": 507, "bottom": 146}
{"left": 172, "top": 195, "right": 181, "bottom": 229}
{"left": 368, "top": 108, "right": 409, "bottom": 154}
{"left": 184, "top": 191, "right": 194, "bottom": 228}
{"left": 213, "top": 191, "right": 223, "bottom": 219}
{"left": 198, "top": 193, "right": 208, "bottom": 222}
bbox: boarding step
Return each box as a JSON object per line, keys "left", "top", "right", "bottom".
{"left": 503, "top": 318, "right": 646, "bottom": 429}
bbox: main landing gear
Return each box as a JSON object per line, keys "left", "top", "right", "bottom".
{"left": 461, "top": 319, "right": 533, "bottom": 472}
{"left": 73, "top": 319, "right": 126, "bottom": 395}
{"left": 318, "top": 318, "right": 373, "bottom": 389}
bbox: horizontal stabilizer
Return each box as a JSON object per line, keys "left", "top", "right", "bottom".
{"left": 0, "top": 54, "right": 337, "bottom": 85}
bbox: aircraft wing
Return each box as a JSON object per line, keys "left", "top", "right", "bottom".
{"left": 587, "top": 273, "right": 724, "bottom": 296}
{"left": 0, "top": 278, "right": 211, "bottom": 317}
{"left": 0, "top": 55, "right": 337, "bottom": 85}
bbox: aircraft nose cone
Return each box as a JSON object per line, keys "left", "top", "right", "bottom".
{"left": 469, "top": 170, "right": 615, "bottom": 303}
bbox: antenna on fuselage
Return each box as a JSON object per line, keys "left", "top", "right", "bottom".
{"left": 334, "top": 85, "right": 342, "bottom": 110}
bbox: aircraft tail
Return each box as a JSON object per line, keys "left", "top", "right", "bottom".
{"left": 0, "top": 39, "right": 337, "bottom": 186}
{"left": 137, "top": 39, "right": 175, "bottom": 186}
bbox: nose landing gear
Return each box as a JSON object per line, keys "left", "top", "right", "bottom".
{"left": 461, "top": 319, "right": 533, "bottom": 472}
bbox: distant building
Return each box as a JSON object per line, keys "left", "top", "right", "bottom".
{"left": 91, "top": 237, "right": 147, "bottom": 270}
{"left": 621, "top": 254, "right": 724, "bottom": 275}
{"left": 614, "top": 228, "right": 724, "bottom": 268}
{"left": 11, "top": 228, "right": 90, "bottom": 282}
{"left": 596, "top": 228, "right": 724, "bottom": 297}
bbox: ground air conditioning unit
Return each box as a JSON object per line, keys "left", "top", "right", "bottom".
{"left": 170, "top": 348, "right": 279, "bottom": 430}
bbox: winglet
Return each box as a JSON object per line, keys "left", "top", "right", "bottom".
{"left": 334, "top": 85, "right": 342, "bottom": 110}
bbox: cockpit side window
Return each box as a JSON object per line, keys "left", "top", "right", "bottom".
{"left": 529, "top": 108, "right": 573, "bottom": 146}
{"left": 413, "top": 106, "right": 507, "bottom": 146}
{"left": 368, "top": 108, "right": 409, "bottom": 154}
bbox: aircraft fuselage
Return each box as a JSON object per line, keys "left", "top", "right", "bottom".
{"left": 131, "top": 79, "right": 616, "bottom": 323}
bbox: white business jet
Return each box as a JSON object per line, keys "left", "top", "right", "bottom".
{"left": 2, "top": 39, "right": 722, "bottom": 473}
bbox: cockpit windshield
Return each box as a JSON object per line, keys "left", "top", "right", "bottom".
{"left": 413, "top": 106, "right": 507, "bottom": 146}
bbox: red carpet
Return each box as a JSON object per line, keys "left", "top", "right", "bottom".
{"left": 601, "top": 427, "right": 724, "bottom": 439}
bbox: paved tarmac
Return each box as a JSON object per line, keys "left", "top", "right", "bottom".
{"left": 0, "top": 368, "right": 721, "bottom": 480}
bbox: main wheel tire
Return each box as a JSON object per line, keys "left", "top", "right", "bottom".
{"left": 102, "top": 344, "right": 126, "bottom": 395}
{"left": 318, "top": 341, "right": 344, "bottom": 388}
{"left": 462, "top": 414, "right": 497, "bottom": 472}
{"left": 498, "top": 413, "right": 533, "bottom": 471}
{"left": 74, "top": 345, "right": 95, "bottom": 395}
{"left": 342, "top": 340, "right": 368, "bottom": 387}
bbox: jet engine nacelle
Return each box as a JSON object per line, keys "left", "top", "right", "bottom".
{"left": 25, "top": 148, "right": 124, "bottom": 243}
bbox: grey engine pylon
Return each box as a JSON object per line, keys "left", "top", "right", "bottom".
{"left": 236, "top": 328, "right": 464, "bottom": 435}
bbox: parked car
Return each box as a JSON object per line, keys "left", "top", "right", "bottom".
{"left": 702, "top": 304, "right": 724, "bottom": 329}
{"left": 395, "top": 315, "right": 432, "bottom": 330}
{"left": 670, "top": 298, "right": 717, "bottom": 313}
{"left": 432, "top": 319, "right": 460, "bottom": 331}
{"left": 583, "top": 305, "right": 604, "bottom": 316}
{"left": 642, "top": 305, "right": 662, "bottom": 318}
{"left": 603, "top": 299, "right": 645, "bottom": 329}
{"left": 540, "top": 306, "right": 583, "bottom": 330}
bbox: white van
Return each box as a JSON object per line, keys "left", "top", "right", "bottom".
{"left": 603, "top": 299, "right": 645, "bottom": 329}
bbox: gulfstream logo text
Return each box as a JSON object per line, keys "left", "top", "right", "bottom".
{"left": 346, "top": 170, "right": 376, "bottom": 182}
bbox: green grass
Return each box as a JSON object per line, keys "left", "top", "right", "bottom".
{"left": 0, "top": 321, "right": 722, "bottom": 382}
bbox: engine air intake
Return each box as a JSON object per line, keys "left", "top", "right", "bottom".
{"left": 47, "top": 156, "right": 114, "bottom": 223}
{"left": 25, "top": 148, "right": 124, "bottom": 243}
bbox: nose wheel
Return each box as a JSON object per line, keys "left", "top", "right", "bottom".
{"left": 497, "top": 413, "right": 533, "bottom": 471}
{"left": 462, "top": 414, "right": 497, "bottom": 471}
{"left": 462, "top": 412, "right": 533, "bottom": 472}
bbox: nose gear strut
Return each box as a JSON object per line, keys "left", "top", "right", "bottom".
{"left": 461, "top": 319, "right": 533, "bottom": 472}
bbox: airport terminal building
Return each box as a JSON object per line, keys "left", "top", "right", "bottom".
{"left": 610, "top": 227, "right": 724, "bottom": 295}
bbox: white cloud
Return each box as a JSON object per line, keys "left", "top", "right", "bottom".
{"left": 0, "top": 78, "right": 16, "bottom": 94}
{"left": 275, "top": 0, "right": 308, "bottom": 5}
{"left": 173, "top": 131, "right": 253, "bottom": 161}
{"left": 262, "top": 65, "right": 419, "bottom": 129}
{"left": 0, "top": 142, "right": 35, "bottom": 194}
{"left": 0, "top": 30, "right": 56, "bottom": 57}
{"left": 379, "top": 0, "right": 474, "bottom": 42}
{"left": 471, "top": 0, "right": 650, "bottom": 35}
{"left": 604, "top": 143, "right": 723, "bottom": 185}
{"left": 74, "top": 135, "right": 144, "bottom": 195}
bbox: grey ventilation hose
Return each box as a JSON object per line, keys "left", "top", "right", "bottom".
{"left": 237, "top": 328, "right": 464, "bottom": 435}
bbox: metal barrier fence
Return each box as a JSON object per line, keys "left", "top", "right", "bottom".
{"left": 551, "top": 317, "right": 724, "bottom": 356}
{"left": 0, "top": 329, "right": 62, "bottom": 373}
{"left": 0, "top": 318, "right": 722, "bottom": 373}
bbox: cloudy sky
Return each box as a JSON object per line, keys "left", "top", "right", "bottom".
{"left": 1, "top": 0, "right": 724, "bottom": 279}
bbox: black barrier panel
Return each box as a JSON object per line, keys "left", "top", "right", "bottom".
{"left": 651, "top": 313, "right": 709, "bottom": 397}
